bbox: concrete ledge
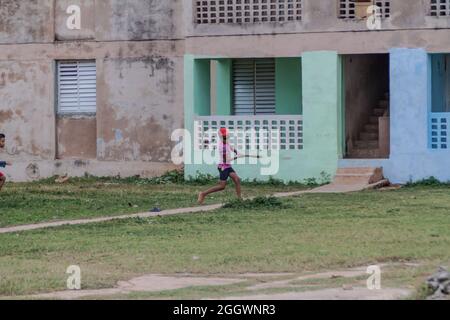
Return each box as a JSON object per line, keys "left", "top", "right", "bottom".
{"left": 1, "top": 160, "right": 179, "bottom": 182}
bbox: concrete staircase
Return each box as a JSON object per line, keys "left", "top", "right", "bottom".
{"left": 334, "top": 167, "right": 385, "bottom": 185}
{"left": 348, "top": 96, "right": 389, "bottom": 159}
{"left": 314, "top": 167, "right": 389, "bottom": 193}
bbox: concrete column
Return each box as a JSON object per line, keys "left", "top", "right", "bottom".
{"left": 390, "top": 48, "right": 429, "bottom": 156}
{"left": 215, "top": 59, "right": 232, "bottom": 116}
{"left": 301, "top": 51, "right": 343, "bottom": 177}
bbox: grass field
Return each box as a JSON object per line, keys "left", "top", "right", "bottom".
{"left": 0, "top": 181, "right": 449, "bottom": 298}
{"left": 0, "top": 175, "right": 309, "bottom": 227}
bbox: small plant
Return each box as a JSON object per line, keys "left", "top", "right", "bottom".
{"left": 319, "top": 171, "right": 332, "bottom": 184}
{"left": 303, "top": 177, "right": 319, "bottom": 187}
{"left": 223, "top": 196, "right": 287, "bottom": 210}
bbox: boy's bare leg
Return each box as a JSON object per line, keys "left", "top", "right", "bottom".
{"left": 0, "top": 176, "right": 5, "bottom": 191}
{"left": 229, "top": 172, "right": 242, "bottom": 200}
{"left": 198, "top": 181, "right": 227, "bottom": 204}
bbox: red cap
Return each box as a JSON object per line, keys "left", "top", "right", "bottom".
{"left": 219, "top": 127, "right": 229, "bottom": 137}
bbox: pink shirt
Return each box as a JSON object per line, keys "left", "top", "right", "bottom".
{"left": 218, "top": 142, "right": 232, "bottom": 170}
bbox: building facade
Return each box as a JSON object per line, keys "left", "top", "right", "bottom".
{"left": 1, "top": 1, "right": 450, "bottom": 183}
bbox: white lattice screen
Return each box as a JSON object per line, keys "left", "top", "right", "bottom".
{"left": 430, "top": 0, "right": 450, "bottom": 16}
{"left": 195, "top": 0, "right": 302, "bottom": 24}
{"left": 339, "top": 0, "right": 390, "bottom": 19}
{"left": 194, "top": 116, "right": 303, "bottom": 151}
{"left": 430, "top": 114, "right": 450, "bottom": 149}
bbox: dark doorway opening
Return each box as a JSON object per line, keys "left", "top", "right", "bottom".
{"left": 343, "top": 54, "right": 390, "bottom": 159}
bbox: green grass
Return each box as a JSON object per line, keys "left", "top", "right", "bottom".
{"left": 0, "top": 185, "right": 449, "bottom": 297}
{"left": 0, "top": 176, "right": 308, "bottom": 227}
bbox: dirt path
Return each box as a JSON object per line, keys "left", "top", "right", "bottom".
{"left": 14, "top": 263, "right": 419, "bottom": 300}
{"left": 219, "top": 288, "right": 412, "bottom": 300}
{"left": 20, "top": 264, "right": 415, "bottom": 300}
{"left": 0, "top": 181, "right": 383, "bottom": 235}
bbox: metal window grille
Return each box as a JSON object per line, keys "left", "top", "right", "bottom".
{"left": 338, "top": 0, "right": 390, "bottom": 19}
{"left": 430, "top": 0, "right": 450, "bottom": 16}
{"left": 233, "top": 59, "right": 276, "bottom": 115}
{"left": 57, "top": 61, "right": 97, "bottom": 114}
{"left": 195, "top": 0, "right": 302, "bottom": 24}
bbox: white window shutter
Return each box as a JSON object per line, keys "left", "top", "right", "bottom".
{"left": 233, "top": 60, "right": 255, "bottom": 115}
{"left": 255, "top": 59, "right": 276, "bottom": 115}
{"left": 58, "top": 61, "right": 97, "bottom": 114}
{"left": 233, "top": 59, "right": 276, "bottom": 115}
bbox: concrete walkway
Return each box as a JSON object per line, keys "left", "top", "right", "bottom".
{"left": 19, "top": 263, "right": 415, "bottom": 300}
{"left": 0, "top": 182, "right": 385, "bottom": 235}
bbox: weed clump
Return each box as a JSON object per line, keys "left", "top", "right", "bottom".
{"left": 223, "top": 196, "right": 287, "bottom": 210}
{"left": 405, "top": 177, "right": 450, "bottom": 188}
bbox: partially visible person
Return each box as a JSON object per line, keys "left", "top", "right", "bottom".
{"left": 0, "top": 133, "right": 12, "bottom": 192}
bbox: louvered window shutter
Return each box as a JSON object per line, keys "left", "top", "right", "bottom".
{"left": 57, "top": 61, "right": 97, "bottom": 114}
{"left": 233, "top": 59, "right": 276, "bottom": 115}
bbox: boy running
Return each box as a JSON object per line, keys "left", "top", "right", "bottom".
{"left": 198, "top": 128, "right": 242, "bottom": 205}
{"left": 0, "top": 133, "right": 12, "bottom": 192}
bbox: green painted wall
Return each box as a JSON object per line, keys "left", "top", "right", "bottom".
{"left": 275, "top": 58, "right": 302, "bottom": 115}
{"left": 194, "top": 59, "right": 211, "bottom": 116}
{"left": 301, "top": 51, "right": 342, "bottom": 178}
{"left": 184, "top": 55, "right": 195, "bottom": 135}
{"left": 184, "top": 53, "right": 342, "bottom": 183}
{"left": 216, "top": 59, "right": 232, "bottom": 115}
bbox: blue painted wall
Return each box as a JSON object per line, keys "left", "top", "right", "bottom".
{"left": 341, "top": 48, "right": 450, "bottom": 183}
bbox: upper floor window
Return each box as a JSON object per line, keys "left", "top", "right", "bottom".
{"left": 195, "top": 0, "right": 302, "bottom": 24}
{"left": 339, "top": 0, "right": 390, "bottom": 20}
{"left": 430, "top": 0, "right": 450, "bottom": 17}
{"left": 57, "top": 61, "right": 97, "bottom": 115}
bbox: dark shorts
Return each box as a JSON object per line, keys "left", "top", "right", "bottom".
{"left": 218, "top": 167, "right": 235, "bottom": 181}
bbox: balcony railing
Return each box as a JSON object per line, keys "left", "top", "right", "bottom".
{"left": 195, "top": 0, "right": 302, "bottom": 24}
{"left": 194, "top": 115, "right": 303, "bottom": 151}
{"left": 430, "top": 113, "right": 450, "bottom": 149}
{"left": 430, "top": 0, "right": 450, "bottom": 16}
{"left": 338, "top": 0, "right": 390, "bottom": 20}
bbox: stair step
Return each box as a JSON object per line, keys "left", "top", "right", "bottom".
{"left": 333, "top": 167, "right": 384, "bottom": 185}
{"left": 355, "top": 140, "right": 379, "bottom": 149}
{"left": 337, "top": 167, "right": 379, "bottom": 175}
{"left": 364, "top": 124, "right": 378, "bottom": 133}
{"left": 360, "top": 132, "right": 379, "bottom": 140}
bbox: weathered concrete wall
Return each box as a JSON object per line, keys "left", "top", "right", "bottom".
{"left": 0, "top": 0, "right": 54, "bottom": 44}
{"left": 55, "top": 0, "right": 96, "bottom": 40}
{"left": 56, "top": 117, "right": 97, "bottom": 159}
{"left": 185, "top": 29, "right": 450, "bottom": 57}
{"left": 0, "top": 60, "right": 55, "bottom": 160}
{"left": 95, "top": 0, "right": 184, "bottom": 41}
{"left": 188, "top": 0, "right": 450, "bottom": 37}
{"left": 0, "top": 41, "right": 184, "bottom": 181}
{"left": 97, "top": 56, "right": 179, "bottom": 162}
{"left": 1, "top": 0, "right": 183, "bottom": 43}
